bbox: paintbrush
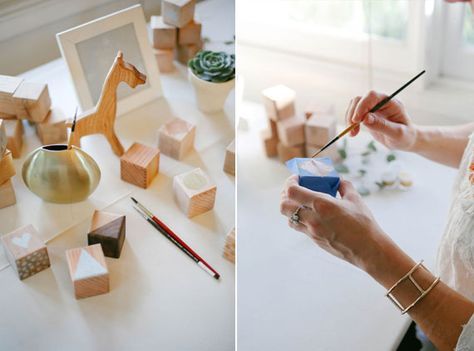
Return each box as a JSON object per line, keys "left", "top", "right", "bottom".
{"left": 311, "top": 70, "right": 426, "bottom": 158}
{"left": 67, "top": 107, "right": 78, "bottom": 150}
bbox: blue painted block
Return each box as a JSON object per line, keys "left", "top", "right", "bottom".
{"left": 286, "top": 157, "right": 340, "bottom": 197}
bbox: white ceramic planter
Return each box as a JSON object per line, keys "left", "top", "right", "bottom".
{"left": 188, "top": 68, "right": 235, "bottom": 113}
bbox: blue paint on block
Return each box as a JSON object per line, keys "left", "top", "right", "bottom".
{"left": 286, "top": 157, "right": 340, "bottom": 197}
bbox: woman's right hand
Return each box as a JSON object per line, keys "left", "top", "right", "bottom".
{"left": 345, "top": 90, "right": 418, "bottom": 151}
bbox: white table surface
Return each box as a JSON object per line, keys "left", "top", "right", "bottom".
{"left": 237, "top": 102, "right": 458, "bottom": 351}
{"left": 0, "top": 1, "right": 235, "bottom": 350}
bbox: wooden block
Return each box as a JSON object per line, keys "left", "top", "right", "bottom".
{"left": 66, "top": 244, "right": 109, "bottom": 299}
{"left": 305, "top": 114, "right": 337, "bottom": 146}
{"left": 3, "top": 119, "right": 23, "bottom": 158}
{"left": 120, "top": 142, "right": 160, "bottom": 189}
{"left": 36, "top": 108, "right": 67, "bottom": 145}
{"left": 173, "top": 168, "right": 216, "bottom": 218}
{"left": 261, "top": 130, "right": 278, "bottom": 157}
{"left": 151, "top": 16, "right": 177, "bottom": 49}
{"left": 162, "top": 0, "right": 196, "bottom": 27}
{"left": 304, "top": 102, "right": 335, "bottom": 120}
{"left": 0, "top": 119, "right": 7, "bottom": 157}
{"left": 178, "top": 20, "right": 202, "bottom": 45}
{"left": 223, "top": 140, "right": 235, "bottom": 175}
{"left": 223, "top": 227, "right": 235, "bottom": 264}
{"left": 153, "top": 49, "right": 175, "bottom": 73}
{"left": 0, "top": 75, "right": 23, "bottom": 117}
{"left": 277, "top": 142, "right": 304, "bottom": 163}
{"left": 305, "top": 143, "right": 340, "bottom": 161}
{"left": 175, "top": 42, "right": 202, "bottom": 64}
{"left": 1, "top": 224, "right": 50, "bottom": 280}
{"left": 0, "top": 149, "right": 15, "bottom": 185}
{"left": 0, "top": 179, "right": 16, "bottom": 209}
{"left": 262, "top": 85, "right": 296, "bottom": 121}
{"left": 88, "top": 210, "right": 126, "bottom": 259}
{"left": 276, "top": 115, "right": 305, "bottom": 146}
{"left": 12, "top": 81, "right": 51, "bottom": 122}
{"left": 269, "top": 119, "right": 278, "bottom": 139}
{"left": 158, "top": 117, "right": 195, "bottom": 160}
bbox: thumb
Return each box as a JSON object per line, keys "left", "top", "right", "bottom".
{"left": 363, "top": 114, "right": 402, "bottom": 139}
{"left": 338, "top": 179, "right": 360, "bottom": 203}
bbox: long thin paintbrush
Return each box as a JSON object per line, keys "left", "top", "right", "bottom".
{"left": 67, "top": 107, "right": 78, "bottom": 150}
{"left": 311, "top": 70, "right": 426, "bottom": 158}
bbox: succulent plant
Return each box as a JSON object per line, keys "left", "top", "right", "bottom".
{"left": 188, "top": 50, "right": 235, "bottom": 83}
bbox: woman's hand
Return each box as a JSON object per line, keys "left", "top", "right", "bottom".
{"left": 346, "top": 90, "right": 417, "bottom": 151}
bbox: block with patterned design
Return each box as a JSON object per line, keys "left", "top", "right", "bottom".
{"left": 1, "top": 224, "right": 50, "bottom": 280}
{"left": 158, "top": 117, "right": 195, "bottom": 160}
{"left": 66, "top": 244, "right": 109, "bottom": 299}
{"left": 223, "top": 227, "right": 235, "bottom": 264}
{"left": 120, "top": 142, "right": 160, "bottom": 189}
{"left": 88, "top": 210, "right": 126, "bottom": 259}
{"left": 173, "top": 168, "right": 216, "bottom": 218}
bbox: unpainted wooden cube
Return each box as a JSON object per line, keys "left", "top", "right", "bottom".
{"left": 1, "top": 224, "right": 50, "bottom": 280}
{"left": 178, "top": 20, "right": 202, "bottom": 45}
{"left": 261, "top": 129, "right": 278, "bottom": 157}
{"left": 276, "top": 115, "right": 305, "bottom": 146}
{"left": 158, "top": 117, "right": 195, "bottom": 160}
{"left": 223, "top": 139, "right": 235, "bottom": 175}
{"left": 268, "top": 119, "right": 278, "bottom": 139}
{"left": 0, "top": 119, "right": 7, "bottom": 157}
{"left": 162, "top": 0, "right": 196, "bottom": 27}
{"left": 153, "top": 49, "right": 175, "bottom": 73}
{"left": 175, "top": 41, "right": 202, "bottom": 64}
{"left": 305, "top": 143, "right": 340, "bottom": 161}
{"left": 120, "top": 142, "right": 160, "bottom": 189}
{"left": 12, "top": 81, "right": 51, "bottom": 122}
{"left": 0, "top": 149, "right": 15, "bottom": 185}
{"left": 0, "top": 179, "right": 16, "bottom": 209}
{"left": 223, "top": 227, "right": 235, "bottom": 264}
{"left": 66, "top": 244, "right": 109, "bottom": 299}
{"left": 277, "top": 142, "right": 305, "bottom": 163}
{"left": 88, "top": 210, "right": 126, "bottom": 259}
{"left": 304, "top": 102, "right": 335, "bottom": 120}
{"left": 36, "top": 108, "right": 67, "bottom": 145}
{"left": 151, "top": 16, "right": 177, "bottom": 49}
{"left": 305, "top": 114, "right": 337, "bottom": 146}
{"left": 3, "top": 119, "right": 23, "bottom": 158}
{"left": 173, "top": 168, "right": 216, "bottom": 218}
{"left": 0, "top": 75, "right": 23, "bottom": 117}
{"left": 262, "top": 85, "right": 296, "bottom": 121}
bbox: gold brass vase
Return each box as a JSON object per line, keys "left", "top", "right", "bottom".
{"left": 22, "top": 145, "right": 101, "bottom": 203}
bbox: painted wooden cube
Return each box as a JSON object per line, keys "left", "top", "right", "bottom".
{"left": 176, "top": 41, "right": 202, "bottom": 64}
{"left": 12, "top": 81, "right": 51, "bottom": 122}
{"left": 3, "top": 119, "right": 23, "bottom": 158}
{"left": 0, "top": 179, "right": 16, "bottom": 209}
{"left": 88, "top": 210, "right": 126, "bottom": 259}
{"left": 305, "top": 143, "right": 340, "bottom": 161}
{"left": 261, "top": 130, "right": 278, "bottom": 157}
{"left": 36, "top": 107, "right": 67, "bottom": 145}
{"left": 162, "top": 0, "right": 196, "bottom": 27}
{"left": 0, "top": 119, "right": 7, "bottom": 157}
{"left": 158, "top": 117, "right": 195, "bottom": 160}
{"left": 178, "top": 20, "right": 202, "bottom": 45}
{"left": 286, "top": 157, "right": 340, "bottom": 197}
{"left": 66, "top": 244, "right": 109, "bottom": 299}
{"left": 262, "top": 85, "right": 296, "bottom": 121}
{"left": 305, "top": 114, "right": 337, "bottom": 146}
{"left": 151, "top": 16, "right": 177, "bottom": 50}
{"left": 277, "top": 115, "right": 305, "bottom": 146}
{"left": 120, "top": 142, "right": 160, "bottom": 189}
{"left": 1, "top": 224, "right": 50, "bottom": 280}
{"left": 223, "top": 227, "right": 235, "bottom": 264}
{"left": 173, "top": 168, "right": 217, "bottom": 218}
{"left": 277, "top": 142, "right": 304, "bottom": 163}
{"left": 223, "top": 139, "right": 235, "bottom": 175}
{"left": 0, "top": 149, "right": 15, "bottom": 185}
{"left": 153, "top": 49, "right": 175, "bottom": 73}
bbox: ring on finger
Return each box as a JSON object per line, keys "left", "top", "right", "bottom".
{"left": 289, "top": 205, "right": 309, "bottom": 225}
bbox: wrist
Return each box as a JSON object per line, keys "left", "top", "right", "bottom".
{"left": 405, "top": 123, "right": 421, "bottom": 153}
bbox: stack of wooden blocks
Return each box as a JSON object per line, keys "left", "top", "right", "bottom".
{"left": 0, "top": 120, "right": 17, "bottom": 209}
{"left": 151, "top": 0, "right": 202, "bottom": 73}
{"left": 260, "top": 85, "right": 338, "bottom": 163}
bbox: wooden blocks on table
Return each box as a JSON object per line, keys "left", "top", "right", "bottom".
{"left": 120, "top": 143, "right": 160, "bottom": 189}
{"left": 223, "top": 228, "right": 235, "bottom": 264}
{"left": 158, "top": 117, "right": 195, "bottom": 160}
{"left": 261, "top": 130, "right": 278, "bottom": 157}
{"left": 223, "top": 140, "right": 235, "bottom": 175}
{"left": 175, "top": 41, "right": 202, "bottom": 64}
{"left": 153, "top": 49, "right": 175, "bottom": 73}
{"left": 277, "top": 142, "right": 305, "bottom": 163}
{"left": 0, "top": 75, "right": 23, "bottom": 118}
{"left": 178, "top": 20, "right": 202, "bottom": 45}
{"left": 173, "top": 168, "right": 216, "bottom": 218}
{"left": 277, "top": 115, "right": 305, "bottom": 146}
{"left": 0, "top": 149, "right": 15, "bottom": 185}
{"left": 0, "top": 179, "right": 16, "bottom": 209}
{"left": 35, "top": 108, "right": 67, "bottom": 145}
{"left": 2, "top": 119, "right": 23, "bottom": 158}
{"left": 66, "top": 244, "right": 109, "bottom": 299}
{"left": 262, "top": 85, "right": 296, "bottom": 121}
{"left": 305, "top": 114, "right": 337, "bottom": 146}
{"left": 0, "top": 119, "right": 7, "bottom": 156}
{"left": 151, "top": 16, "right": 177, "bottom": 49}
{"left": 1, "top": 225, "right": 50, "bottom": 280}
{"left": 88, "top": 210, "right": 126, "bottom": 259}
{"left": 162, "top": 0, "right": 196, "bottom": 27}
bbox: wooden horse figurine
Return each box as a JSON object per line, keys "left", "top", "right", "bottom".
{"left": 68, "top": 51, "right": 146, "bottom": 156}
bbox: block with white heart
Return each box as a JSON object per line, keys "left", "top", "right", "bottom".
{"left": 286, "top": 157, "right": 340, "bottom": 197}
{"left": 66, "top": 244, "right": 109, "bottom": 299}
{"left": 1, "top": 224, "right": 50, "bottom": 280}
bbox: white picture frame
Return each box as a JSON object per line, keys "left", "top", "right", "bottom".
{"left": 56, "top": 4, "right": 162, "bottom": 116}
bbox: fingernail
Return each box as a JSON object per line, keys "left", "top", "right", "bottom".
{"left": 366, "top": 115, "right": 374, "bottom": 124}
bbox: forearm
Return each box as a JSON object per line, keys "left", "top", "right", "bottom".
{"left": 364, "top": 235, "right": 474, "bottom": 351}
{"left": 410, "top": 123, "right": 474, "bottom": 168}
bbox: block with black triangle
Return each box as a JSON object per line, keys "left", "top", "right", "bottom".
{"left": 87, "top": 210, "right": 126, "bottom": 259}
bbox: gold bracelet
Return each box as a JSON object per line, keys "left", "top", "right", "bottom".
{"left": 386, "top": 260, "right": 441, "bottom": 314}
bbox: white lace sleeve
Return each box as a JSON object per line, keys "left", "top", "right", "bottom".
{"left": 456, "top": 314, "right": 474, "bottom": 351}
